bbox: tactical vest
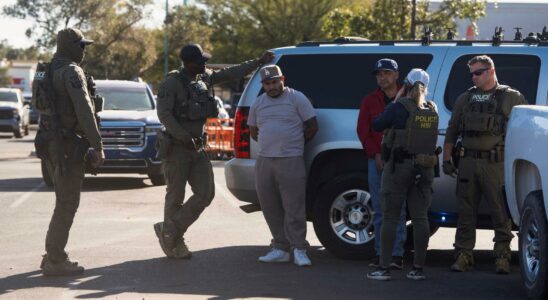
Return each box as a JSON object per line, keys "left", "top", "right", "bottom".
{"left": 32, "top": 62, "right": 54, "bottom": 114}
{"left": 383, "top": 98, "right": 439, "bottom": 155}
{"left": 169, "top": 70, "right": 219, "bottom": 121}
{"left": 459, "top": 85, "right": 508, "bottom": 150}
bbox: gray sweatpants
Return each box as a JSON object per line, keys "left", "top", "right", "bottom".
{"left": 255, "top": 156, "right": 309, "bottom": 251}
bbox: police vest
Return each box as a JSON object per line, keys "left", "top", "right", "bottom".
{"left": 460, "top": 85, "right": 508, "bottom": 140}
{"left": 384, "top": 98, "right": 439, "bottom": 155}
{"left": 169, "top": 70, "right": 219, "bottom": 121}
{"left": 32, "top": 62, "right": 54, "bottom": 114}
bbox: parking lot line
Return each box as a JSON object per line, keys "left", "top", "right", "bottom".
{"left": 214, "top": 178, "right": 241, "bottom": 209}
{"left": 9, "top": 182, "right": 45, "bottom": 208}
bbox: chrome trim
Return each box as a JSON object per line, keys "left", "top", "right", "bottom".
{"left": 100, "top": 121, "right": 146, "bottom": 150}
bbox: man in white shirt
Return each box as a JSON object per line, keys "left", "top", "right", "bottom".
{"left": 247, "top": 65, "right": 318, "bottom": 266}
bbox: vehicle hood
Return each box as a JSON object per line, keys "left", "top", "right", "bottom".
{"left": 98, "top": 110, "right": 161, "bottom": 125}
{"left": 0, "top": 101, "right": 19, "bottom": 109}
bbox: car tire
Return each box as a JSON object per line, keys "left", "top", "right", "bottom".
{"left": 41, "top": 160, "right": 54, "bottom": 187}
{"left": 13, "top": 124, "right": 23, "bottom": 139}
{"left": 519, "top": 191, "right": 548, "bottom": 300}
{"left": 149, "top": 173, "right": 166, "bottom": 186}
{"left": 312, "top": 172, "right": 375, "bottom": 260}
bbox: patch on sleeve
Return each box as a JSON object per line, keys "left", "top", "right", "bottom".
{"left": 69, "top": 73, "right": 84, "bottom": 89}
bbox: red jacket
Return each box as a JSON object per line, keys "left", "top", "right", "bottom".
{"left": 356, "top": 87, "right": 399, "bottom": 158}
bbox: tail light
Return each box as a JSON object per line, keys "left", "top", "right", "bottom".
{"left": 233, "top": 106, "right": 250, "bottom": 158}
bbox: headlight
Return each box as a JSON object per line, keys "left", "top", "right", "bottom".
{"left": 145, "top": 124, "right": 163, "bottom": 134}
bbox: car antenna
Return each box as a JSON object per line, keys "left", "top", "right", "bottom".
{"left": 447, "top": 28, "right": 455, "bottom": 40}
{"left": 514, "top": 27, "right": 523, "bottom": 41}
{"left": 421, "top": 26, "right": 433, "bottom": 46}
{"left": 492, "top": 26, "right": 504, "bottom": 46}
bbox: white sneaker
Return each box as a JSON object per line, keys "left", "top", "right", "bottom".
{"left": 293, "top": 249, "right": 312, "bottom": 266}
{"left": 258, "top": 248, "right": 290, "bottom": 263}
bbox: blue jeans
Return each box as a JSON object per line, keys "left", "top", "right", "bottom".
{"left": 368, "top": 159, "right": 406, "bottom": 257}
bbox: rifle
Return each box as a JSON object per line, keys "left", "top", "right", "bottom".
{"left": 85, "top": 74, "right": 103, "bottom": 175}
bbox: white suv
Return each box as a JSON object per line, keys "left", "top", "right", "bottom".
{"left": 0, "top": 88, "right": 30, "bottom": 138}
{"left": 226, "top": 35, "right": 548, "bottom": 259}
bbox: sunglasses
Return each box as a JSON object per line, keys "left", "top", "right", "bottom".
{"left": 470, "top": 68, "right": 489, "bottom": 77}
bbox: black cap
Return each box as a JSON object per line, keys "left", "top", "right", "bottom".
{"left": 179, "top": 44, "right": 211, "bottom": 63}
{"left": 372, "top": 58, "right": 398, "bottom": 75}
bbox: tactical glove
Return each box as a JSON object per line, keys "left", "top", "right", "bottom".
{"left": 442, "top": 160, "right": 457, "bottom": 177}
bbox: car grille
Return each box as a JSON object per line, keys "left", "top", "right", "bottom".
{"left": 0, "top": 110, "right": 13, "bottom": 119}
{"left": 100, "top": 123, "right": 145, "bottom": 148}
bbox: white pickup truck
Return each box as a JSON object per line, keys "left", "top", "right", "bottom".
{"left": 505, "top": 105, "right": 548, "bottom": 300}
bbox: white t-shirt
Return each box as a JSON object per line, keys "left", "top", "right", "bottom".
{"left": 247, "top": 87, "right": 316, "bottom": 157}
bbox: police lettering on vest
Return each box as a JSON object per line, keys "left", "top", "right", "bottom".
{"left": 460, "top": 85, "right": 508, "bottom": 138}
{"left": 383, "top": 98, "right": 439, "bottom": 156}
{"left": 32, "top": 62, "right": 53, "bottom": 113}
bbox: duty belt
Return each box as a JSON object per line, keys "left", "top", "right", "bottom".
{"left": 463, "top": 149, "right": 491, "bottom": 159}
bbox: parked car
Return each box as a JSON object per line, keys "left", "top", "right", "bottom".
{"left": 504, "top": 105, "right": 548, "bottom": 300}
{"left": 0, "top": 88, "right": 30, "bottom": 138}
{"left": 225, "top": 34, "right": 548, "bottom": 259}
{"left": 40, "top": 80, "right": 164, "bottom": 187}
{"left": 23, "top": 91, "right": 39, "bottom": 124}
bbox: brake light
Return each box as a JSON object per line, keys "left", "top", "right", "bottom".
{"left": 234, "top": 106, "right": 250, "bottom": 158}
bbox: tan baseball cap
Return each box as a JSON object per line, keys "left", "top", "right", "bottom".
{"left": 57, "top": 27, "right": 94, "bottom": 47}
{"left": 259, "top": 65, "right": 283, "bottom": 81}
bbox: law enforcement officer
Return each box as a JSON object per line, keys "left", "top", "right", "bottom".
{"left": 367, "top": 69, "right": 439, "bottom": 281}
{"left": 443, "top": 55, "right": 527, "bottom": 274}
{"left": 154, "top": 44, "right": 274, "bottom": 259}
{"left": 34, "top": 28, "right": 105, "bottom": 276}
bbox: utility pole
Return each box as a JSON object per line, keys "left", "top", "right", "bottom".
{"left": 163, "top": 0, "right": 169, "bottom": 76}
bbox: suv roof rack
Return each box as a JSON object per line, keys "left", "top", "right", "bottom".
{"left": 297, "top": 26, "right": 548, "bottom": 48}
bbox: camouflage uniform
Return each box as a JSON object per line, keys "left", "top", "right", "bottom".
{"left": 445, "top": 84, "right": 527, "bottom": 272}
{"left": 155, "top": 58, "right": 261, "bottom": 258}
{"left": 34, "top": 28, "right": 102, "bottom": 275}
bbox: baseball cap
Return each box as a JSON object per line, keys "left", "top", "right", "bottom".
{"left": 259, "top": 65, "right": 283, "bottom": 81}
{"left": 179, "top": 44, "right": 212, "bottom": 63}
{"left": 57, "top": 28, "right": 94, "bottom": 46}
{"left": 372, "top": 58, "right": 398, "bottom": 74}
{"left": 405, "top": 68, "right": 430, "bottom": 87}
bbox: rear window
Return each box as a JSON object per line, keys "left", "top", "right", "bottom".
{"left": 275, "top": 54, "right": 433, "bottom": 109}
{"left": 444, "top": 54, "right": 540, "bottom": 110}
{"left": 0, "top": 91, "right": 18, "bottom": 102}
{"left": 97, "top": 88, "right": 154, "bottom": 111}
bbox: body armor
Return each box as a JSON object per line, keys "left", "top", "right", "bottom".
{"left": 460, "top": 85, "right": 508, "bottom": 151}
{"left": 170, "top": 70, "right": 218, "bottom": 121}
{"left": 383, "top": 98, "right": 439, "bottom": 156}
{"left": 32, "top": 62, "right": 53, "bottom": 114}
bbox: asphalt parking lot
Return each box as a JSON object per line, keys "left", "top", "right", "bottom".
{"left": 0, "top": 128, "right": 525, "bottom": 299}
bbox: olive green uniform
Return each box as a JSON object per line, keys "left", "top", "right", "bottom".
{"left": 156, "top": 60, "right": 261, "bottom": 241}
{"left": 445, "top": 85, "right": 526, "bottom": 259}
{"left": 379, "top": 98, "right": 439, "bottom": 268}
{"left": 42, "top": 56, "right": 102, "bottom": 264}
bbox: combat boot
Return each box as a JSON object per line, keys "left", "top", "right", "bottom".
{"left": 40, "top": 255, "right": 84, "bottom": 276}
{"left": 154, "top": 222, "right": 177, "bottom": 258}
{"left": 495, "top": 258, "right": 510, "bottom": 274}
{"left": 450, "top": 251, "right": 474, "bottom": 272}
{"left": 172, "top": 239, "right": 192, "bottom": 259}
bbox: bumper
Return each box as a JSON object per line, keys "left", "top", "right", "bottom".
{"left": 0, "top": 119, "right": 19, "bottom": 132}
{"left": 225, "top": 158, "right": 259, "bottom": 204}
{"left": 92, "top": 158, "right": 162, "bottom": 174}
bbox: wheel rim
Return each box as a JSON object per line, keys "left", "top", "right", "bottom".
{"left": 522, "top": 211, "right": 541, "bottom": 283}
{"left": 329, "top": 189, "right": 374, "bottom": 245}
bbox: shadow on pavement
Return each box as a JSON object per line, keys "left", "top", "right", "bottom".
{"left": 0, "top": 247, "right": 525, "bottom": 300}
{"left": 82, "top": 176, "right": 154, "bottom": 191}
{"left": 0, "top": 177, "right": 50, "bottom": 192}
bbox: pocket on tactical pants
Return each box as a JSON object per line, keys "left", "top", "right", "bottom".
{"left": 456, "top": 158, "right": 473, "bottom": 198}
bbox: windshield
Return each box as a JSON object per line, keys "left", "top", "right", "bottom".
{"left": 0, "top": 91, "right": 18, "bottom": 102}
{"left": 98, "top": 88, "right": 154, "bottom": 111}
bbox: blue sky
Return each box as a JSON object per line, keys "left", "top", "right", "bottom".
{"left": 0, "top": 0, "right": 190, "bottom": 48}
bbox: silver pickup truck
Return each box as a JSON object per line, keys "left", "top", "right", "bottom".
{"left": 505, "top": 105, "right": 548, "bottom": 300}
